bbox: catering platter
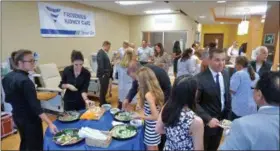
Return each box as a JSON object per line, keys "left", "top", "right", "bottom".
{"left": 80, "top": 106, "right": 105, "bottom": 120}
{"left": 110, "top": 124, "right": 137, "bottom": 140}
{"left": 57, "top": 111, "right": 80, "bottom": 123}
{"left": 53, "top": 129, "right": 84, "bottom": 146}
{"left": 114, "top": 111, "right": 133, "bottom": 122}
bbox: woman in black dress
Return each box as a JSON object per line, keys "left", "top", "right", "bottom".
{"left": 173, "top": 41, "right": 182, "bottom": 77}
{"left": 59, "top": 50, "right": 93, "bottom": 111}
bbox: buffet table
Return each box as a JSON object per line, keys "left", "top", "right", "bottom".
{"left": 43, "top": 111, "right": 145, "bottom": 150}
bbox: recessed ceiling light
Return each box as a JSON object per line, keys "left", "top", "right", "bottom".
{"left": 199, "top": 15, "right": 206, "bottom": 18}
{"left": 115, "top": 1, "right": 153, "bottom": 6}
{"left": 145, "top": 9, "right": 174, "bottom": 14}
{"left": 217, "top": 1, "right": 226, "bottom": 3}
{"left": 220, "top": 22, "right": 224, "bottom": 24}
{"left": 249, "top": 5, "right": 267, "bottom": 14}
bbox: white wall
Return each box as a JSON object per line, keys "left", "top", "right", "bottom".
{"left": 129, "top": 13, "right": 197, "bottom": 48}
{"left": 1, "top": 1, "right": 130, "bottom": 67}
{"left": 1, "top": 2, "right": 197, "bottom": 67}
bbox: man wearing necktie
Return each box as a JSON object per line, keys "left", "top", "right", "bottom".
{"left": 195, "top": 48, "right": 231, "bottom": 150}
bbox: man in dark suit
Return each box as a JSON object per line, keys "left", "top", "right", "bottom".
{"left": 97, "top": 41, "right": 112, "bottom": 105}
{"left": 250, "top": 46, "right": 272, "bottom": 77}
{"left": 195, "top": 48, "right": 232, "bottom": 151}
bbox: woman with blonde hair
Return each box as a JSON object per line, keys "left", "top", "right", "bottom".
{"left": 114, "top": 48, "right": 137, "bottom": 109}
{"left": 134, "top": 67, "right": 164, "bottom": 151}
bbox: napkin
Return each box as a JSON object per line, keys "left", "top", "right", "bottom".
{"left": 78, "top": 127, "right": 107, "bottom": 141}
{"left": 112, "top": 121, "right": 124, "bottom": 126}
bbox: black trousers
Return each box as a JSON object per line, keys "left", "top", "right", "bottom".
{"left": 99, "top": 76, "right": 110, "bottom": 105}
{"left": 13, "top": 116, "right": 43, "bottom": 151}
{"left": 64, "top": 100, "right": 85, "bottom": 111}
{"left": 204, "top": 126, "right": 223, "bottom": 151}
{"left": 231, "top": 112, "right": 241, "bottom": 121}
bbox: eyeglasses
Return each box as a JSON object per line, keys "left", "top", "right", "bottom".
{"left": 22, "top": 60, "right": 35, "bottom": 63}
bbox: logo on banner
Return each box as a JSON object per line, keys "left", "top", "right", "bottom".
{"left": 46, "top": 6, "right": 61, "bottom": 23}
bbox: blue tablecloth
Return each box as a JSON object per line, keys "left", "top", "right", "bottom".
{"left": 43, "top": 111, "right": 145, "bottom": 150}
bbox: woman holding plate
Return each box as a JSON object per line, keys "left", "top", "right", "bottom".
{"left": 59, "top": 50, "right": 93, "bottom": 111}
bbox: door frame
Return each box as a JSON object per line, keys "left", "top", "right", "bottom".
{"left": 203, "top": 33, "right": 224, "bottom": 48}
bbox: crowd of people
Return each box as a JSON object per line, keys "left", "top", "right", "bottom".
{"left": 1, "top": 38, "right": 279, "bottom": 151}
{"left": 96, "top": 39, "right": 279, "bottom": 151}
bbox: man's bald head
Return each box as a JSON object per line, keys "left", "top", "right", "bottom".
{"left": 127, "top": 60, "right": 142, "bottom": 80}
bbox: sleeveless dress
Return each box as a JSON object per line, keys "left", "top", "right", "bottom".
{"left": 164, "top": 108, "right": 195, "bottom": 150}
{"left": 144, "top": 101, "right": 161, "bottom": 146}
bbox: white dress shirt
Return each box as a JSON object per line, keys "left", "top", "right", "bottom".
{"left": 209, "top": 67, "right": 225, "bottom": 111}
{"left": 256, "top": 63, "right": 262, "bottom": 73}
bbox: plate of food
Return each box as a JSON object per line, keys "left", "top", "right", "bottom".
{"left": 80, "top": 107, "right": 105, "bottom": 120}
{"left": 114, "top": 111, "right": 133, "bottom": 122}
{"left": 57, "top": 111, "right": 80, "bottom": 122}
{"left": 53, "top": 129, "right": 84, "bottom": 146}
{"left": 110, "top": 124, "right": 137, "bottom": 140}
{"left": 219, "top": 119, "right": 232, "bottom": 129}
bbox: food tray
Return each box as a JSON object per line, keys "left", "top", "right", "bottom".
{"left": 85, "top": 131, "right": 112, "bottom": 148}
{"left": 53, "top": 128, "right": 84, "bottom": 146}
{"left": 80, "top": 107, "right": 106, "bottom": 120}
{"left": 110, "top": 124, "right": 138, "bottom": 140}
{"left": 57, "top": 111, "right": 80, "bottom": 123}
{"left": 113, "top": 111, "right": 133, "bottom": 123}
{"left": 93, "top": 108, "right": 106, "bottom": 120}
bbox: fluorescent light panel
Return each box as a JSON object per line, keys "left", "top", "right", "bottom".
{"left": 199, "top": 15, "right": 206, "bottom": 18}
{"left": 145, "top": 9, "right": 174, "bottom": 14}
{"left": 217, "top": 1, "right": 226, "bottom": 3}
{"left": 232, "top": 5, "right": 267, "bottom": 15}
{"left": 115, "top": 1, "right": 153, "bottom": 5}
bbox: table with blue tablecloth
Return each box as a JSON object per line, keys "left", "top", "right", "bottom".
{"left": 44, "top": 111, "right": 145, "bottom": 150}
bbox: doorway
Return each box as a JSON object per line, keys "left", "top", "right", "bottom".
{"left": 142, "top": 31, "right": 188, "bottom": 76}
{"left": 142, "top": 31, "right": 187, "bottom": 54}
{"left": 204, "top": 33, "right": 224, "bottom": 49}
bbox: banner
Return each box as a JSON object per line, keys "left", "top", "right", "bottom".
{"left": 38, "top": 2, "right": 95, "bottom": 37}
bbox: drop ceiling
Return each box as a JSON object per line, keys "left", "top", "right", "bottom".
{"left": 78, "top": 0, "right": 269, "bottom": 24}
